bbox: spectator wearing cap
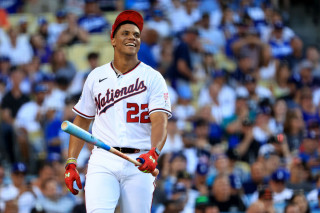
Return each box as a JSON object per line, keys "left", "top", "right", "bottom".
{"left": 237, "top": 74, "right": 273, "bottom": 110}
{"left": 261, "top": 134, "right": 291, "bottom": 161}
{"left": 293, "top": 60, "right": 320, "bottom": 89}
{"left": 57, "top": 12, "right": 89, "bottom": 47}
{"left": 0, "top": 162, "right": 36, "bottom": 213}
{"left": 195, "top": 195, "right": 219, "bottom": 213}
{"left": 77, "top": 0, "right": 110, "bottom": 33}
{"left": 173, "top": 83, "right": 196, "bottom": 130}
{"left": 193, "top": 161, "right": 210, "bottom": 195}
{"left": 37, "top": 17, "right": 49, "bottom": 43}
{"left": 0, "top": 27, "right": 33, "bottom": 66}
{"left": 175, "top": 171, "right": 199, "bottom": 213}
{"left": 209, "top": 174, "right": 246, "bottom": 212}
{"left": 168, "top": 27, "right": 199, "bottom": 91}
{"left": 198, "top": 13, "right": 226, "bottom": 54}
{"left": 167, "top": 0, "right": 201, "bottom": 34}
{"left": 47, "top": 10, "right": 68, "bottom": 48}
{"left": 261, "top": 20, "right": 295, "bottom": 59}
{"left": 14, "top": 83, "right": 48, "bottom": 163}
{"left": 252, "top": 100, "right": 277, "bottom": 144}
{"left": 250, "top": 168, "right": 293, "bottom": 206}
{"left": 1, "top": 66, "right": 30, "bottom": 163}
{"left": 146, "top": 9, "right": 171, "bottom": 38}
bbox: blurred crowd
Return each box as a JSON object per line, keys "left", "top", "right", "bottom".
{"left": 1, "top": 0, "right": 320, "bottom": 212}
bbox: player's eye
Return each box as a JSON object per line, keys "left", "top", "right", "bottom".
{"left": 134, "top": 33, "right": 140, "bottom": 38}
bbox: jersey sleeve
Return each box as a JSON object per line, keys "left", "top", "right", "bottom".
{"left": 72, "top": 75, "right": 96, "bottom": 119}
{"left": 148, "top": 71, "right": 172, "bottom": 119}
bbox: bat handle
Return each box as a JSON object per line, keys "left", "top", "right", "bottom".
{"left": 136, "top": 158, "right": 159, "bottom": 177}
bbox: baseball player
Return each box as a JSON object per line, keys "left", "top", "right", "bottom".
{"left": 64, "top": 10, "right": 172, "bottom": 213}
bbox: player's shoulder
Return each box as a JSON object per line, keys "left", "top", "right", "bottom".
{"left": 86, "top": 63, "right": 111, "bottom": 81}
{"left": 138, "top": 62, "right": 163, "bottom": 78}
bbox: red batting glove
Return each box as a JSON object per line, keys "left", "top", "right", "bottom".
{"left": 64, "top": 163, "right": 82, "bottom": 195}
{"left": 136, "top": 148, "right": 159, "bottom": 173}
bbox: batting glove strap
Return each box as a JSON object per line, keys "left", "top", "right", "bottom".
{"left": 64, "top": 163, "right": 82, "bottom": 195}
{"left": 136, "top": 148, "right": 159, "bottom": 173}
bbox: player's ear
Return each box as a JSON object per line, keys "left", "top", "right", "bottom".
{"left": 111, "top": 37, "right": 116, "bottom": 47}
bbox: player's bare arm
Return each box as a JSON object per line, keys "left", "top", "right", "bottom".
{"left": 68, "top": 115, "right": 92, "bottom": 159}
{"left": 150, "top": 111, "right": 168, "bottom": 151}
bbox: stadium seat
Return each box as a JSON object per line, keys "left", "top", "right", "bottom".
{"left": 105, "top": 11, "right": 120, "bottom": 24}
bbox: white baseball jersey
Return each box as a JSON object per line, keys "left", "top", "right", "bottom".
{"left": 73, "top": 61, "right": 172, "bottom": 149}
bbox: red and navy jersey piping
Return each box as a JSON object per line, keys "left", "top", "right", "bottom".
{"left": 110, "top": 61, "right": 141, "bottom": 76}
{"left": 149, "top": 108, "right": 172, "bottom": 116}
{"left": 73, "top": 107, "right": 95, "bottom": 119}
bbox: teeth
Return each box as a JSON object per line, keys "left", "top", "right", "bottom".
{"left": 126, "top": 43, "right": 135, "bottom": 46}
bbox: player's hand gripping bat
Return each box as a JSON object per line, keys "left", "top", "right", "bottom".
{"left": 61, "top": 121, "right": 159, "bottom": 177}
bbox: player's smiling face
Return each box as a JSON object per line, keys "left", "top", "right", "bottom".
{"left": 112, "top": 24, "right": 141, "bottom": 56}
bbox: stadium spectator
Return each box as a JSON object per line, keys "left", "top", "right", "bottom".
{"left": 138, "top": 28, "right": 159, "bottom": 69}
{"left": 0, "top": 162, "right": 36, "bottom": 213}
{"left": 67, "top": 52, "right": 100, "bottom": 96}
{"left": 77, "top": 0, "right": 110, "bottom": 33}
{"left": 30, "top": 34, "right": 52, "bottom": 64}
{"left": 198, "top": 13, "right": 226, "bottom": 54}
{"left": 167, "top": 0, "right": 201, "bottom": 34}
{"left": 36, "top": 178, "right": 75, "bottom": 213}
{"left": 257, "top": 187, "right": 275, "bottom": 213}
{"left": 283, "top": 109, "right": 304, "bottom": 151}
{"left": 287, "top": 158, "right": 313, "bottom": 192}
{"left": 57, "top": 12, "right": 89, "bottom": 47}
{"left": 289, "top": 192, "right": 311, "bottom": 213}
{"left": 209, "top": 174, "right": 246, "bottom": 212}
{"left": 0, "top": 55, "right": 11, "bottom": 92}
{"left": 0, "top": 27, "right": 33, "bottom": 65}
{"left": 161, "top": 117, "right": 184, "bottom": 154}
{"left": 1, "top": 66, "right": 29, "bottom": 163}
{"left": 168, "top": 27, "right": 199, "bottom": 90}
{"left": 286, "top": 37, "right": 304, "bottom": 74}
{"left": 146, "top": 9, "right": 171, "bottom": 38}
{"left": 306, "top": 45, "right": 320, "bottom": 77}
{"left": 14, "top": 84, "right": 48, "bottom": 164}
{"left": 258, "top": 44, "right": 279, "bottom": 84}
{"left": 284, "top": 202, "right": 300, "bottom": 213}
{"left": 47, "top": 10, "right": 68, "bottom": 48}
{"left": 243, "top": 162, "right": 267, "bottom": 195}
{"left": 198, "top": 71, "right": 236, "bottom": 122}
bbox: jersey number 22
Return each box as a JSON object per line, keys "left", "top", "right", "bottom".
{"left": 127, "top": 103, "right": 151, "bottom": 123}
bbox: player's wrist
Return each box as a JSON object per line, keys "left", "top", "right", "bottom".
{"left": 65, "top": 157, "right": 77, "bottom": 169}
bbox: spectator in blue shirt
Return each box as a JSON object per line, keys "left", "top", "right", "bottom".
{"left": 138, "top": 28, "right": 158, "bottom": 69}
{"left": 78, "top": 0, "right": 110, "bottom": 33}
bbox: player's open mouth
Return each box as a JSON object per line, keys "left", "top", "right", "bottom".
{"left": 125, "top": 43, "right": 136, "bottom": 47}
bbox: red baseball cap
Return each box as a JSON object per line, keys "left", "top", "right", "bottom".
{"left": 110, "top": 10, "right": 144, "bottom": 39}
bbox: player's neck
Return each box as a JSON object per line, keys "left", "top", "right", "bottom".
{"left": 112, "top": 55, "right": 140, "bottom": 74}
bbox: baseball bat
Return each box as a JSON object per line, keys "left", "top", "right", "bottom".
{"left": 61, "top": 121, "right": 159, "bottom": 177}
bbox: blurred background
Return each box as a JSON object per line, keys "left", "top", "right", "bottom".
{"left": 1, "top": 0, "right": 320, "bottom": 212}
